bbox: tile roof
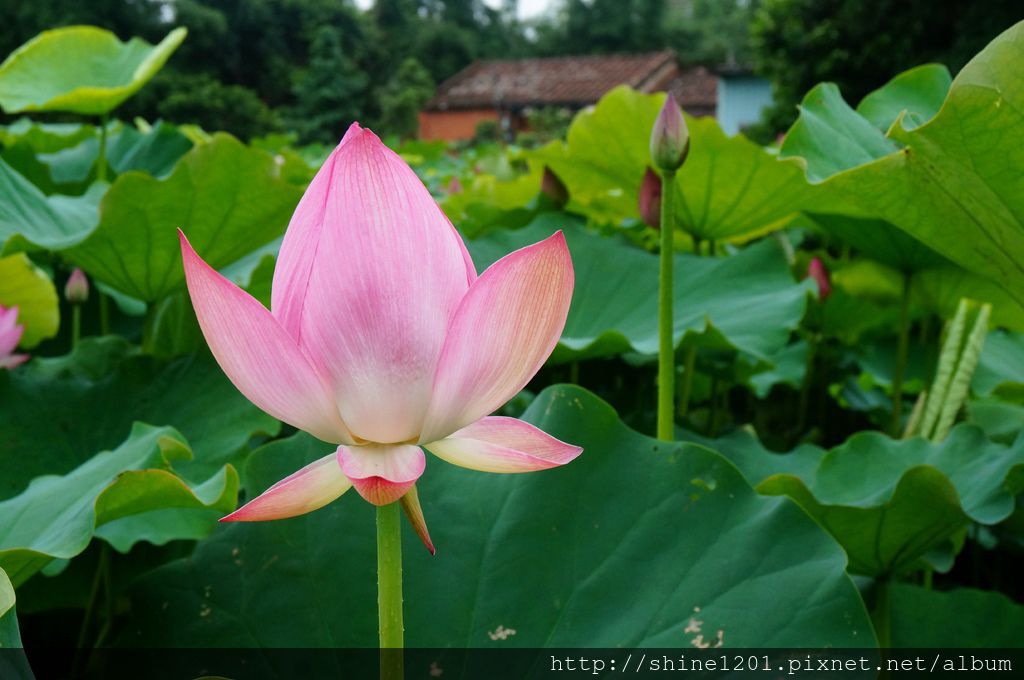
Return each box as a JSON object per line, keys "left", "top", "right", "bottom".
{"left": 425, "top": 50, "right": 718, "bottom": 114}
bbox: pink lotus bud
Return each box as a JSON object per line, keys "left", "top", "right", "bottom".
{"left": 447, "top": 177, "right": 463, "bottom": 195}
{"left": 807, "top": 257, "right": 832, "bottom": 301}
{"left": 649, "top": 93, "right": 689, "bottom": 172}
{"left": 638, "top": 167, "right": 662, "bottom": 228}
{"left": 65, "top": 267, "right": 89, "bottom": 304}
{"left": 540, "top": 166, "right": 569, "bottom": 208}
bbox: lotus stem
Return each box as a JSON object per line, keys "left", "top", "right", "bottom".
{"left": 889, "top": 274, "right": 912, "bottom": 436}
{"left": 678, "top": 345, "right": 697, "bottom": 419}
{"left": 99, "top": 293, "right": 111, "bottom": 335}
{"left": 71, "top": 304, "right": 81, "bottom": 349}
{"left": 709, "top": 377, "right": 721, "bottom": 437}
{"left": 872, "top": 578, "right": 891, "bottom": 649}
{"left": 656, "top": 168, "right": 677, "bottom": 441}
{"left": 377, "top": 502, "right": 404, "bottom": 680}
{"left": 96, "top": 114, "right": 109, "bottom": 182}
{"left": 797, "top": 336, "right": 818, "bottom": 435}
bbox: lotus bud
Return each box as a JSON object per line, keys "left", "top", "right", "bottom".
{"left": 638, "top": 167, "right": 662, "bottom": 228}
{"left": 807, "top": 257, "right": 832, "bottom": 301}
{"left": 447, "top": 177, "right": 463, "bottom": 195}
{"left": 65, "top": 268, "right": 89, "bottom": 304}
{"left": 540, "top": 166, "right": 569, "bottom": 208}
{"left": 649, "top": 93, "right": 689, "bottom": 172}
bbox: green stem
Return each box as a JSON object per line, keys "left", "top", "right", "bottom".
{"left": 569, "top": 361, "right": 579, "bottom": 385}
{"left": 656, "top": 169, "right": 677, "bottom": 441}
{"left": 71, "top": 304, "right": 82, "bottom": 349}
{"left": 678, "top": 346, "right": 697, "bottom": 419}
{"left": 96, "top": 115, "right": 109, "bottom": 182}
{"left": 99, "top": 293, "right": 111, "bottom": 335}
{"left": 797, "top": 336, "right": 818, "bottom": 435}
{"left": 890, "top": 274, "right": 912, "bottom": 436}
{"left": 709, "top": 377, "right": 722, "bottom": 437}
{"left": 76, "top": 548, "right": 106, "bottom": 650}
{"left": 923, "top": 566, "right": 933, "bottom": 590}
{"left": 377, "top": 502, "right": 404, "bottom": 680}
{"left": 872, "top": 578, "right": 891, "bottom": 649}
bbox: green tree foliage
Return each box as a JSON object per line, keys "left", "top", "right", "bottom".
{"left": 0, "top": 0, "right": 164, "bottom": 60}
{"left": 287, "top": 27, "right": 368, "bottom": 144}
{"left": 751, "top": 0, "right": 1024, "bottom": 132}
{"left": 126, "top": 71, "right": 282, "bottom": 141}
{"left": 377, "top": 58, "right": 434, "bottom": 140}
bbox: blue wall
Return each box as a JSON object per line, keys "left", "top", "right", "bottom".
{"left": 716, "top": 76, "right": 773, "bottom": 135}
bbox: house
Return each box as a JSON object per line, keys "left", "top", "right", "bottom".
{"left": 418, "top": 50, "right": 772, "bottom": 141}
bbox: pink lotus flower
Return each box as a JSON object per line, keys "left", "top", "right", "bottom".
{"left": 180, "top": 123, "right": 581, "bottom": 532}
{"left": 0, "top": 305, "right": 29, "bottom": 369}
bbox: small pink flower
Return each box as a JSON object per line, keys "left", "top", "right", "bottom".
{"left": 446, "top": 177, "right": 463, "bottom": 195}
{"left": 650, "top": 93, "right": 690, "bottom": 172}
{"left": 638, "top": 167, "right": 662, "bottom": 228}
{"left": 180, "top": 123, "right": 581, "bottom": 538}
{"left": 0, "top": 305, "right": 29, "bottom": 369}
{"left": 65, "top": 267, "right": 89, "bottom": 303}
{"left": 807, "top": 257, "right": 832, "bottom": 301}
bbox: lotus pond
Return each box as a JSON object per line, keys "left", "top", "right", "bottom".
{"left": 0, "top": 18, "right": 1023, "bottom": 680}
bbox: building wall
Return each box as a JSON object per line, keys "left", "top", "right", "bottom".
{"left": 716, "top": 76, "right": 773, "bottom": 135}
{"left": 419, "top": 109, "right": 499, "bottom": 141}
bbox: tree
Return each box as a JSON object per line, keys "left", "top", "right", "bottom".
{"left": 377, "top": 57, "right": 434, "bottom": 139}
{"left": 287, "top": 27, "right": 368, "bottom": 144}
{"left": 751, "top": 0, "right": 1024, "bottom": 133}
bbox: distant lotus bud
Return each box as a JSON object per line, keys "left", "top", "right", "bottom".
{"left": 541, "top": 166, "right": 569, "bottom": 208}
{"left": 65, "top": 267, "right": 89, "bottom": 304}
{"left": 649, "top": 93, "right": 689, "bottom": 172}
{"left": 447, "top": 177, "right": 463, "bottom": 195}
{"left": 638, "top": 167, "right": 661, "bottom": 228}
{"left": 807, "top": 257, "right": 832, "bottom": 301}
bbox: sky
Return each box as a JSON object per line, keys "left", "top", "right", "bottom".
{"left": 352, "top": 0, "right": 555, "bottom": 21}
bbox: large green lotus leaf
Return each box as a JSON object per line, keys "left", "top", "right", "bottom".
{"left": 967, "top": 398, "right": 1024, "bottom": 444}
{"left": 782, "top": 83, "right": 900, "bottom": 183}
{"left": 890, "top": 585, "right": 1024, "bottom": 647}
{"left": 855, "top": 64, "right": 952, "bottom": 132}
{"left": 0, "top": 253, "right": 57, "bottom": 347}
{"left": 0, "top": 567, "right": 18, "bottom": 648}
{"left": 536, "top": 86, "right": 820, "bottom": 240}
{"left": 781, "top": 68, "right": 954, "bottom": 274}
{"left": 832, "top": 258, "right": 1024, "bottom": 331}
{"left": 0, "top": 568, "right": 31, "bottom": 680}
{"left": 973, "top": 330, "right": 1024, "bottom": 397}
{"left": 0, "top": 336, "right": 279, "bottom": 500}
{"left": 120, "top": 385, "right": 872, "bottom": 651}
{"left": 67, "top": 133, "right": 302, "bottom": 301}
{"left": 0, "top": 157, "right": 101, "bottom": 251}
{"left": 467, "top": 215, "right": 814, "bottom": 362}
{"left": 40, "top": 121, "right": 193, "bottom": 184}
{"left": 0, "top": 118, "right": 93, "bottom": 153}
{"left": 0, "top": 26, "right": 187, "bottom": 115}
{"left": 806, "top": 213, "right": 946, "bottom": 273}
{"left": 786, "top": 22, "right": 1024, "bottom": 302}
{"left": 0, "top": 423, "right": 237, "bottom": 587}
{"left": 781, "top": 85, "right": 944, "bottom": 273}
{"left": 719, "top": 425, "right": 1024, "bottom": 576}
